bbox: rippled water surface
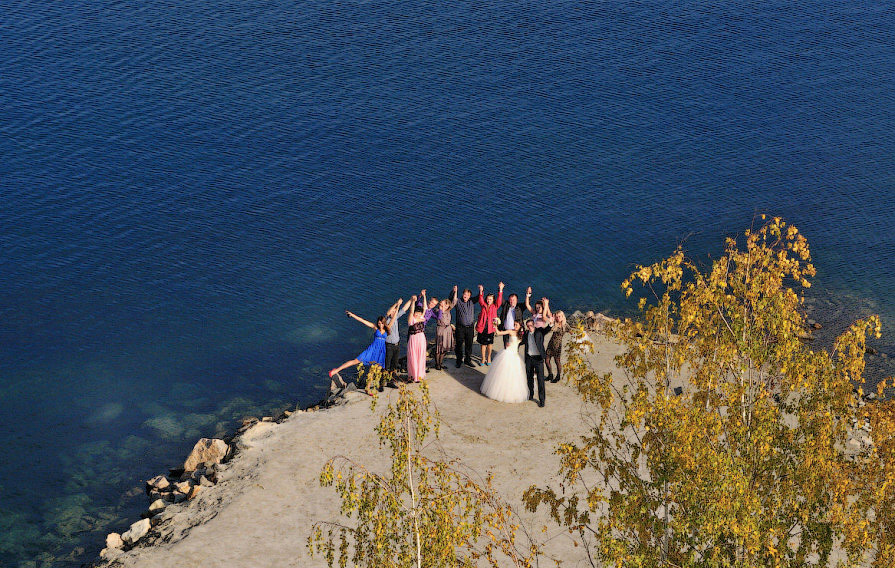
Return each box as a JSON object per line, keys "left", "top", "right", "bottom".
{"left": 2, "top": 1, "right": 894, "bottom": 565}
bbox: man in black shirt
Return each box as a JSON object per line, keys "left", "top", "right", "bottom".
{"left": 449, "top": 285, "right": 478, "bottom": 367}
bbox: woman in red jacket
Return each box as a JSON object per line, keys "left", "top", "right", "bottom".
{"left": 475, "top": 281, "right": 504, "bottom": 366}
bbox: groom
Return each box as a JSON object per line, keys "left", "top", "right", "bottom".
{"left": 520, "top": 310, "right": 553, "bottom": 408}
{"left": 498, "top": 286, "right": 531, "bottom": 348}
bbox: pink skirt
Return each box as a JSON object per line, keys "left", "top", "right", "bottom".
{"left": 406, "top": 332, "right": 427, "bottom": 381}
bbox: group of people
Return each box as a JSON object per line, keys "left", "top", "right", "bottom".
{"left": 328, "top": 283, "right": 569, "bottom": 408}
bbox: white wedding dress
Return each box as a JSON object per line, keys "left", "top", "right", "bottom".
{"left": 480, "top": 335, "right": 529, "bottom": 403}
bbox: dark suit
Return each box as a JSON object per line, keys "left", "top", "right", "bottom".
{"left": 498, "top": 301, "right": 526, "bottom": 347}
{"left": 519, "top": 324, "right": 552, "bottom": 406}
{"left": 450, "top": 289, "right": 479, "bottom": 365}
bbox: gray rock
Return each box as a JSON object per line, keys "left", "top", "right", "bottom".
{"left": 183, "top": 438, "right": 230, "bottom": 472}
{"left": 100, "top": 547, "right": 123, "bottom": 561}
{"left": 846, "top": 439, "right": 862, "bottom": 453}
{"left": 105, "top": 532, "right": 123, "bottom": 549}
{"left": 199, "top": 475, "right": 214, "bottom": 487}
{"left": 148, "top": 499, "right": 167, "bottom": 514}
{"left": 172, "top": 491, "right": 188, "bottom": 504}
{"left": 121, "top": 518, "right": 151, "bottom": 545}
{"left": 146, "top": 475, "right": 170, "bottom": 492}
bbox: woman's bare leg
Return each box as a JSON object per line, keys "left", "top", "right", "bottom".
{"left": 329, "top": 358, "right": 360, "bottom": 377}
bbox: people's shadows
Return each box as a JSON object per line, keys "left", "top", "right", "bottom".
{"left": 436, "top": 356, "right": 488, "bottom": 396}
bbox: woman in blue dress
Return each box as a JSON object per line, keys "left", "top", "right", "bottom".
{"left": 329, "top": 310, "right": 389, "bottom": 380}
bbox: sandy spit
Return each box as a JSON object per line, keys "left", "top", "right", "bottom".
{"left": 101, "top": 333, "right": 622, "bottom": 568}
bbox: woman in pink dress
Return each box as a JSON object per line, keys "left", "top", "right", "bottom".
{"left": 406, "top": 293, "right": 428, "bottom": 382}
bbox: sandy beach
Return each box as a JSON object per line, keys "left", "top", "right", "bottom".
{"left": 99, "top": 331, "right": 623, "bottom": 567}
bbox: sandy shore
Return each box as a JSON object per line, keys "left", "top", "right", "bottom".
{"left": 100, "top": 331, "right": 623, "bottom": 568}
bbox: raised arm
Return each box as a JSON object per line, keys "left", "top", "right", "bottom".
{"left": 408, "top": 295, "right": 419, "bottom": 324}
{"left": 471, "top": 285, "right": 481, "bottom": 304}
{"left": 400, "top": 297, "right": 414, "bottom": 313}
{"left": 448, "top": 285, "right": 458, "bottom": 308}
{"left": 477, "top": 284, "right": 486, "bottom": 307}
{"left": 524, "top": 286, "right": 533, "bottom": 314}
{"left": 386, "top": 298, "right": 404, "bottom": 326}
{"left": 346, "top": 310, "right": 375, "bottom": 329}
{"left": 543, "top": 297, "right": 552, "bottom": 319}
{"left": 496, "top": 282, "right": 504, "bottom": 307}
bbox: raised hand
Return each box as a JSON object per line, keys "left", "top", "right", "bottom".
{"left": 526, "top": 286, "right": 532, "bottom": 295}
{"left": 411, "top": 295, "right": 418, "bottom": 302}
{"left": 478, "top": 284, "right": 484, "bottom": 291}
{"left": 499, "top": 281, "right": 505, "bottom": 290}
{"left": 420, "top": 289, "right": 427, "bottom": 296}
{"left": 453, "top": 285, "right": 458, "bottom": 292}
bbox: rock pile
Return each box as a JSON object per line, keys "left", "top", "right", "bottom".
{"left": 98, "top": 438, "right": 230, "bottom": 561}
{"left": 570, "top": 310, "right": 617, "bottom": 331}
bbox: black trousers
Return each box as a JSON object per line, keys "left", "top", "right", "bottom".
{"left": 455, "top": 324, "right": 475, "bottom": 363}
{"left": 385, "top": 343, "right": 399, "bottom": 374}
{"left": 526, "top": 354, "right": 546, "bottom": 404}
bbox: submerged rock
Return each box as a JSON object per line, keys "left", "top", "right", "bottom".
{"left": 183, "top": 438, "right": 229, "bottom": 472}
{"left": 142, "top": 414, "right": 185, "bottom": 440}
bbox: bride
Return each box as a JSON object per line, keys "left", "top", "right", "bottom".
{"left": 480, "top": 320, "right": 528, "bottom": 403}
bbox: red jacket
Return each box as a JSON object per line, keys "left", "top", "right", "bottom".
{"left": 476, "top": 290, "right": 503, "bottom": 334}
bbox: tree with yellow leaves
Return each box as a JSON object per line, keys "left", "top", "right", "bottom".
{"left": 524, "top": 217, "right": 893, "bottom": 567}
{"left": 308, "top": 380, "right": 541, "bottom": 568}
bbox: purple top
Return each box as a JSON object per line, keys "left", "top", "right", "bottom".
{"left": 416, "top": 297, "right": 441, "bottom": 324}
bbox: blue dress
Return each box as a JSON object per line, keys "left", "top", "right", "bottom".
{"left": 357, "top": 330, "right": 387, "bottom": 367}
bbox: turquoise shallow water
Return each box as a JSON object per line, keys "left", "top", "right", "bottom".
{"left": 1, "top": 1, "right": 894, "bottom": 565}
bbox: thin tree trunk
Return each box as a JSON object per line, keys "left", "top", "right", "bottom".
{"left": 407, "top": 414, "right": 422, "bottom": 568}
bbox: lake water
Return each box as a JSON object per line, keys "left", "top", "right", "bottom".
{"left": 2, "top": 1, "right": 894, "bottom": 565}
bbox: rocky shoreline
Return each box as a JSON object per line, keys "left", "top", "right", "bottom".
{"left": 89, "top": 385, "right": 358, "bottom": 566}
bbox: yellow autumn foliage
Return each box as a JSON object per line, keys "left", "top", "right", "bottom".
{"left": 524, "top": 218, "right": 894, "bottom": 568}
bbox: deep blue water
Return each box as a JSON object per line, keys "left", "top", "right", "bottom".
{"left": 2, "top": 1, "right": 894, "bottom": 565}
